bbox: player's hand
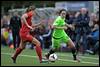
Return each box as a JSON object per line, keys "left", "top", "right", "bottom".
{"left": 31, "top": 28, "right": 35, "bottom": 31}
{"left": 29, "top": 26, "right": 35, "bottom": 31}
{"left": 63, "top": 26, "right": 68, "bottom": 30}
{"left": 68, "top": 24, "right": 72, "bottom": 28}
{"left": 69, "top": 24, "right": 75, "bottom": 30}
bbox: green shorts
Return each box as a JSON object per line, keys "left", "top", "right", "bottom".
{"left": 52, "top": 34, "right": 71, "bottom": 49}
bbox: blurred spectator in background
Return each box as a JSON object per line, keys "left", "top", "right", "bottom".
{"left": 96, "top": 11, "right": 99, "bottom": 19}
{"left": 9, "top": 11, "right": 21, "bottom": 49}
{"left": 74, "top": 8, "right": 90, "bottom": 55}
{"left": 89, "top": 13, "right": 97, "bottom": 28}
{"left": 36, "top": 24, "right": 46, "bottom": 49}
{"left": 1, "top": 14, "right": 11, "bottom": 47}
{"left": 1, "top": 15, "right": 10, "bottom": 28}
{"left": 30, "top": 22, "right": 46, "bottom": 49}
{"left": 1, "top": 27, "right": 8, "bottom": 46}
{"left": 65, "top": 12, "right": 76, "bottom": 41}
{"left": 1, "top": 25, "right": 13, "bottom": 47}
{"left": 65, "top": 11, "right": 69, "bottom": 21}
{"left": 86, "top": 17, "right": 99, "bottom": 55}
{"left": 42, "top": 24, "right": 52, "bottom": 49}
{"left": 8, "top": 29, "right": 13, "bottom": 48}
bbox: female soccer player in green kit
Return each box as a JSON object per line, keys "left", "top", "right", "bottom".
{"left": 45, "top": 9, "right": 80, "bottom": 62}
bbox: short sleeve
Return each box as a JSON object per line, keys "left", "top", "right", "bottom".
{"left": 53, "top": 16, "right": 65, "bottom": 26}
{"left": 53, "top": 16, "right": 61, "bottom": 26}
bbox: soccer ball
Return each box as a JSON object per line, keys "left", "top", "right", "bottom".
{"left": 49, "top": 53, "right": 58, "bottom": 62}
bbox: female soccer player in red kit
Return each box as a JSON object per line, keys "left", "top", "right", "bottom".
{"left": 11, "top": 5, "right": 47, "bottom": 63}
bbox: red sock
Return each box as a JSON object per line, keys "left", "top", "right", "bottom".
{"left": 35, "top": 46, "right": 42, "bottom": 62}
{"left": 12, "top": 48, "right": 23, "bottom": 59}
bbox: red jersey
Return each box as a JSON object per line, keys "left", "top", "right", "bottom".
{"left": 19, "top": 11, "right": 33, "bottom": 42}
{"left": 20, "top": 11, "right": 33, "bottom": 33}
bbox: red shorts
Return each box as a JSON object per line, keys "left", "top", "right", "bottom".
{"left": 19, "top": 30, "right": 33, "bottom": 42}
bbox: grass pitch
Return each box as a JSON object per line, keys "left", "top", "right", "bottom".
{"left": 1, "top": 46, "right": 99, "bottom": 66}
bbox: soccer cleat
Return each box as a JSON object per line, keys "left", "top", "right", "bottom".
{"left": 74, "top": 57, "right": 80, "bottom": 62}
{"left": 11, "top": 56, "right": 16, "bottom": 63}
{"left": 45, "top": 53, "right": 49, "bottom": 60}
{"left": 40, "top": 58, "right": 49, "bottom": 63}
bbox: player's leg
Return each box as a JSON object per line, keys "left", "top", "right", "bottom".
{"left": 12, "top": 30, "right": 17, "bottom": 49}
{"left": 45, "top": 48, "right": 56, "bottom": 59}
{"left": 22, "top": 34, "right": 47, "bottom": 63}
{"left": 31, "top": 37, "right": 43, "bottom": 63}
{"left": 16, "top": 31, "right": 20, "bottom": 48}
{"left": 63, "top": 35, "right": 80, "bottom": 62}
{"left": 82, "top": 33, "right": 87, "bottom": 55}
{"left": 75, "top": 34, "right": 81, "bottom": 54}
{"left": 11, "top": 39, "right": 25, "bottom": 63}
{"left": 45, "top": 37, "right": 60, "bottom": 59}
{"left": 68, "top": 39, "right": 80, "bottom": 62}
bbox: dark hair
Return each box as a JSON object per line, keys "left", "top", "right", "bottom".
{"left": 59, "top": 9, "right": 66, "bottom": 15}
{"left": 25, "top": 5, "right": 36, "bottom": 13}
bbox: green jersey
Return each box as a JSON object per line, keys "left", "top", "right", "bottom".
{"left": 53, "top": 16, "right": 67, "bottom": 38}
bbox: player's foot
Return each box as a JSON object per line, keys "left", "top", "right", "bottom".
{"left": 74, "top": 57, "right": 80, "bottom": 62}
{"left": 45, "top": 53, "right": 49, "bottom": 59}
{"left": 49, "top": 61, "right": 55, "bottom": 63}
{"left": 11, "top": 56, "right": 16, "bottom": 63}
{"left": 40, "top": 59, "right": 49, "bottom": 63}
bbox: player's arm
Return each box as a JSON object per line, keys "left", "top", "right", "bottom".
{"left": 21, "top": 14, "right": 33, "bottom": 30}
{"left": 52, "top": 25, "right": 67, "bottom": 30}
{"left": 65, "top": 23, "right": 72, "bottom": 28}
{"left": 65, "top": 23, "right": 75, "bottom": 30}
{"left": 92, "top": 24, "right": 99, "bottom": 32}
{"left": 31, "top": 18, "right": 44, "bottom": 28}
{"left": 32, "top": 22, "right": 43, "bottom": 28}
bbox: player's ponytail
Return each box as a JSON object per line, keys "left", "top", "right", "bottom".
{"left": 25, "top": 5, "right": 36, "bottom": 13}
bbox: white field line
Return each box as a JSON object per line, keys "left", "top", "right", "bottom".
{"left": 1, "top": 52, "right": 99, "bottom": 65}
{"left": 56, "top": 53, "right": 99, "bottom": 60}
{"left": 1, "top": 49, "right": 99, "bottom": 60}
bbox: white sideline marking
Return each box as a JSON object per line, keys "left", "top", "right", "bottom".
{"left": 1, "top": 53, "right": 99, "bottom": 65}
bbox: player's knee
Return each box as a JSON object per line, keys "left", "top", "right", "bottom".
{"left": 68, "top": 40, "right": 75, "bottom": 48}
{"left": 70, "top": 45, "right": 76, "bottom": 49}
{"left": 35, "top": 41, "right": 41, "bottom": 47}
{"left": 19, "top": 45, "right": 25, "bottom": 49}
{"left": 37, "top": 42, "right": 41, "bottom": 46}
